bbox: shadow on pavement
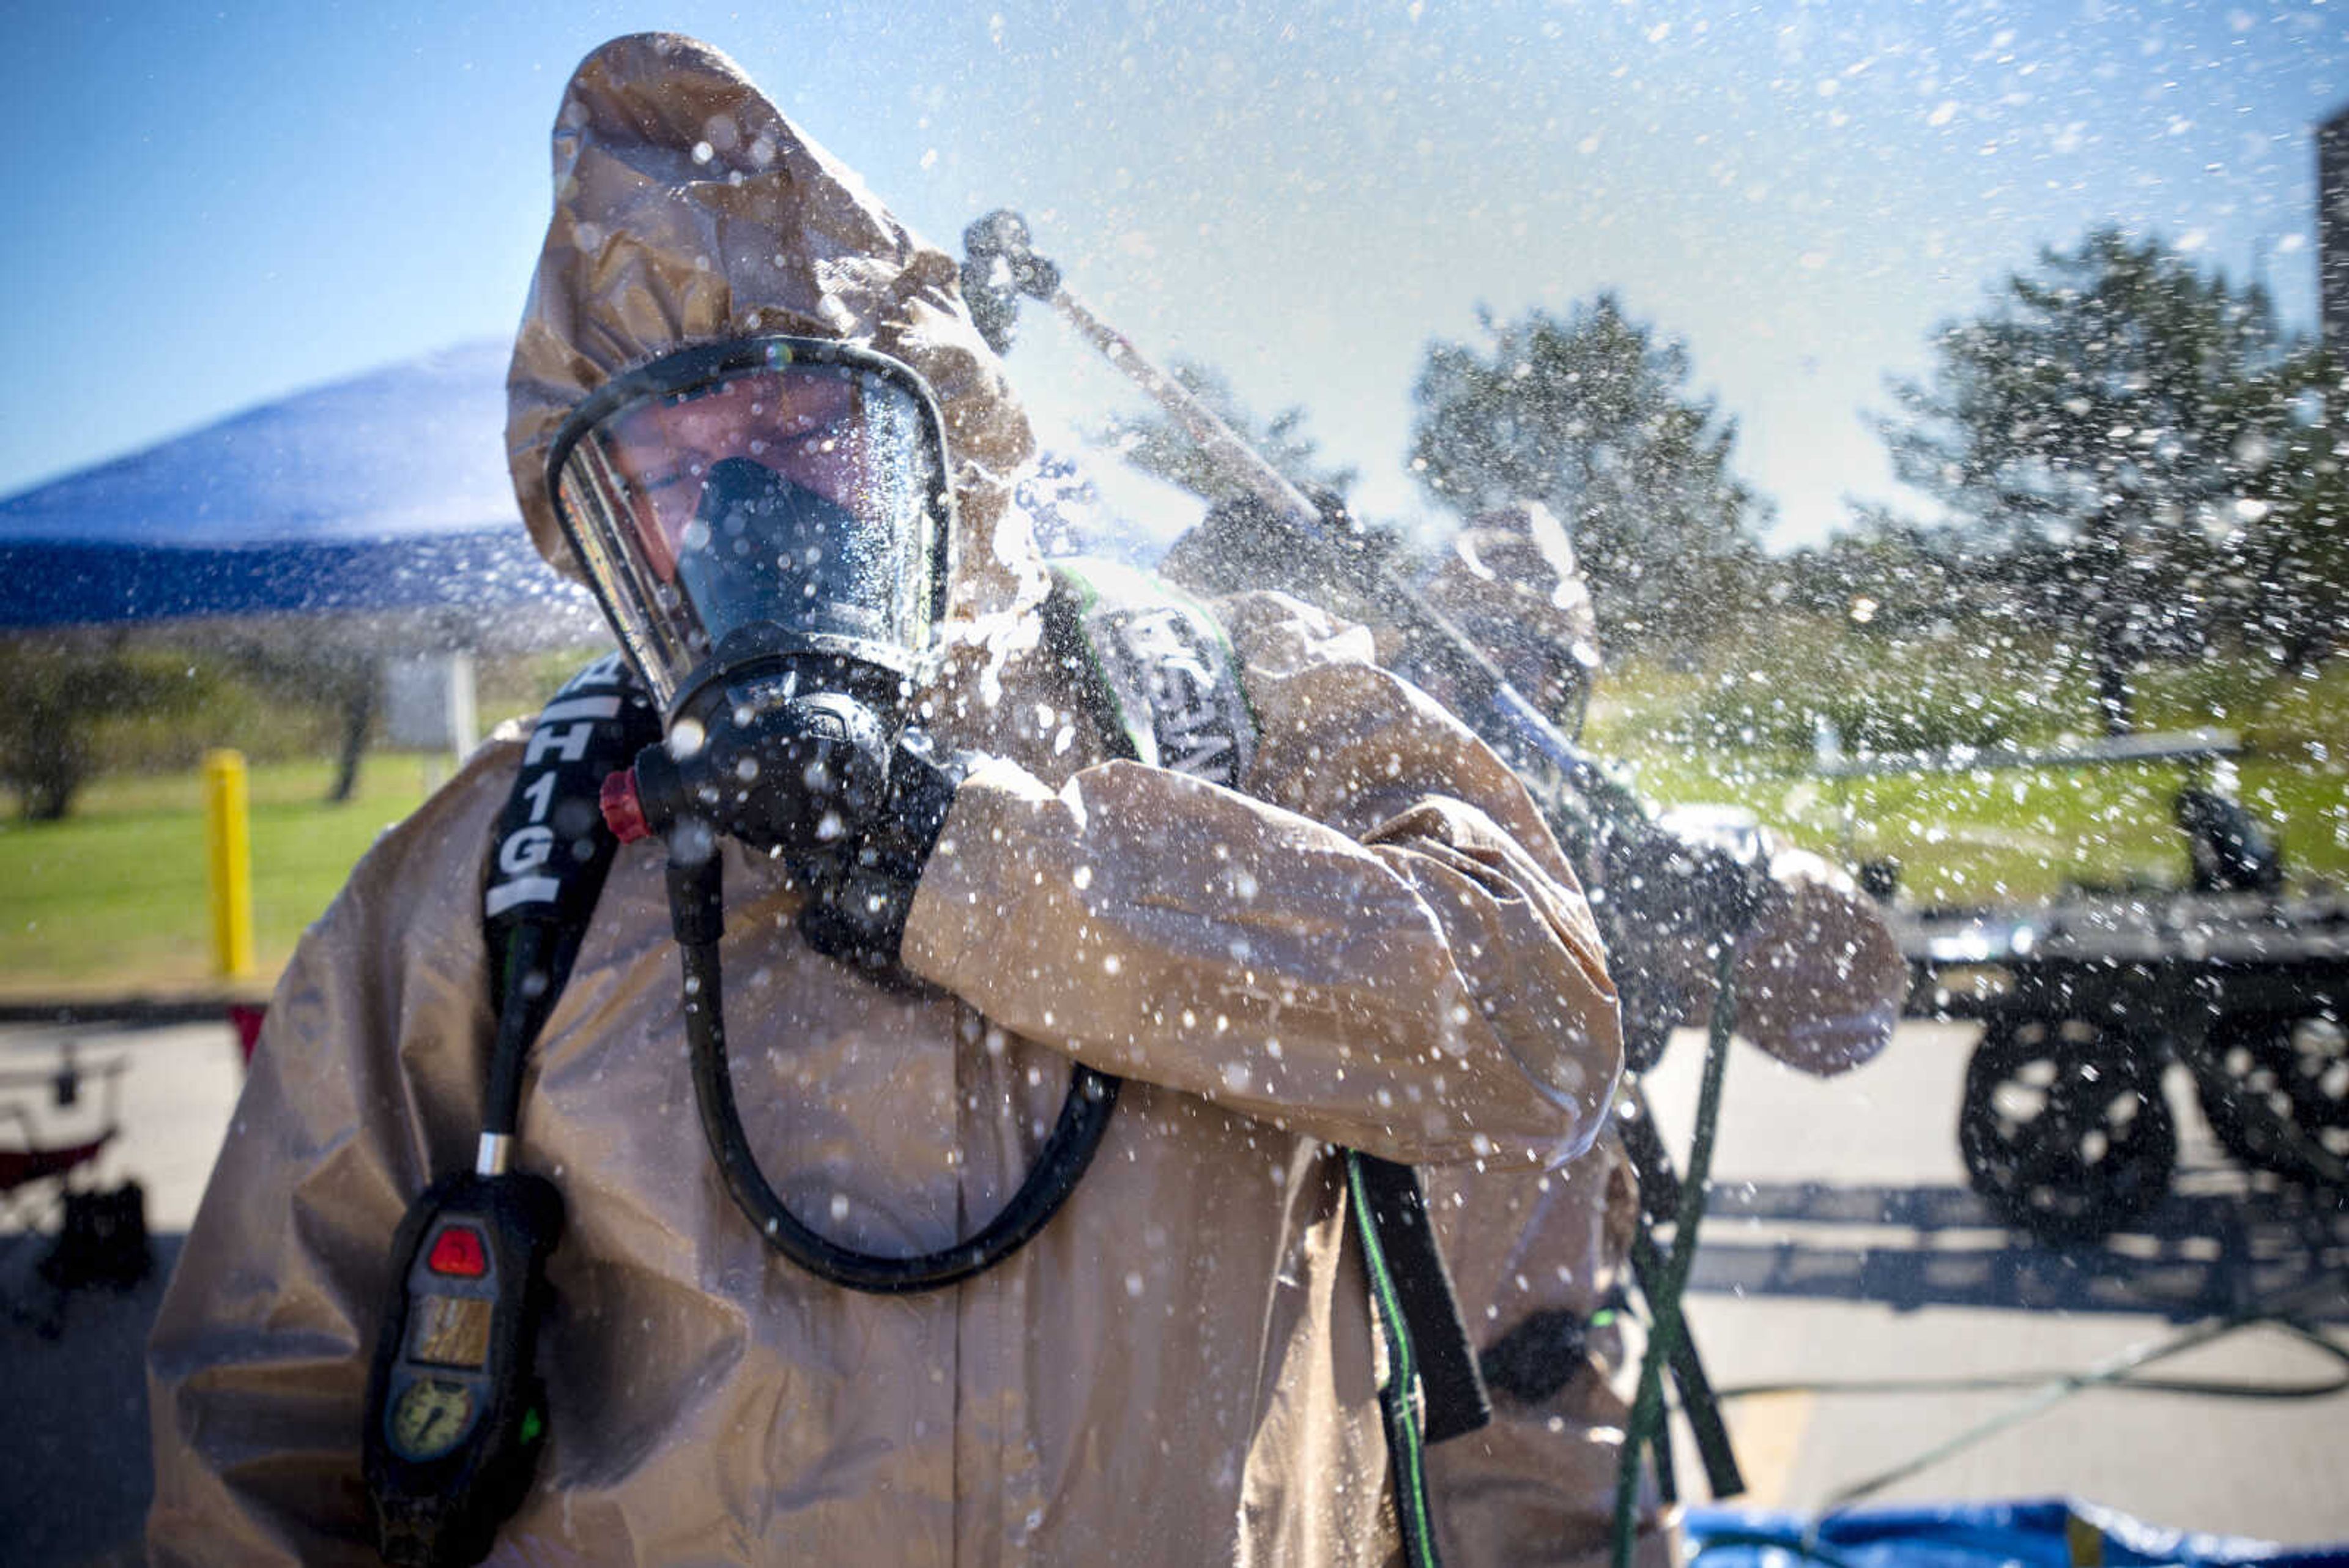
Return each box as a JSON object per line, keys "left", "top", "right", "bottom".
{"left": 1688, "top": 1167, "right": 2349, "bottom": 1323}
{"left": 6, "top": 1176, "right": 2343, "bottom": 1564}
{"left": 1, "top": 1233, "right": 182, "bottom": 1568}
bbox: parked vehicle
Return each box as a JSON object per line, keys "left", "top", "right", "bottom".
{"left": 1849, "top": 732, "right": 2348, "bottom": 1241}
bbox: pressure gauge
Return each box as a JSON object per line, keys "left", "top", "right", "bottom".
{"left": 388, "top": 1377, "right": 477, "bottom": 1462}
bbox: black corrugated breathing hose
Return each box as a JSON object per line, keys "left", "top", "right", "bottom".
{"left": 669, "top": 841, "right": 1121, "bottom": 1293}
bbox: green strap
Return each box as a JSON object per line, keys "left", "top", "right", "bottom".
{"left": 1614, "top": 940, "right": 1742, "bottom": 1568}
{"left": 1347, "top": 1149, "right": 1443, "bottom": 1568}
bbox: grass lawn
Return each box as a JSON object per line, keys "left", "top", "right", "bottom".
{"left": 0, "top": 756, "right": 439, "bottom": 1000}
{"left": 1587, "top": 638, "right": 2349, "bottom": 907}
{"left": 2, "top": 639, "right": 2343, "bottom": 998}
{"left": 1598, "top": 743, "right": 2347, "bottom": 907}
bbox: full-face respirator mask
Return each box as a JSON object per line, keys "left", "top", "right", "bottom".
{"left": 547, "top": 336, "right": 957, "bottom": 885}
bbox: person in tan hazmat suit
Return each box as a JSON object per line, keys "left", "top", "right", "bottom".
{"left": 1406, "top": 503, "right": 1906, "bottom": 1565}
{"left": 1163, "top": 496, "right": 1905, "bottom": 1563}
{"left": 143, "top": 34, "right": 1626, "bottom": 1568}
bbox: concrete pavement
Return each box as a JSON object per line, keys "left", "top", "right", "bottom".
{"left": 1643, "top": 1019, "right": 2349, "bottom": 1540}
{"left": 2, "top": 1014, "right": 2344, "bottom": 1563}
{"left": 1, "top": 1020, "right": 244, "bottom": 1567}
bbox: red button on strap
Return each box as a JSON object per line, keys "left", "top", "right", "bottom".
{"left": 601, "top": 768, "right": 650, "bottom": 844}
{"left": 427, "top": 1225, "right": 488, "bottom": 1278}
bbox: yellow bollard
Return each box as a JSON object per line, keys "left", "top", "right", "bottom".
{"left": 203, "top": 749, "right": 256, "bottom": 979}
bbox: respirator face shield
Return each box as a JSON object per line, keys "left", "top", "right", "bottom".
{"left": 547, "top": 337, "right": 956, "bottom": 716}
{"left": 1499, "top": 630, "right": 1598, "bottom": 743}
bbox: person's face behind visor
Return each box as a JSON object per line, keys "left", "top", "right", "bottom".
{"left": 552, "top": 345, "right": 952, "bottom": 712}
{"left": 606, "top": 370, "right": 867, "bottom": 576}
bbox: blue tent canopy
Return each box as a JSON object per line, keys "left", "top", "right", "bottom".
{"left": 0, "top": 340, "right": 587, "bottom": 629}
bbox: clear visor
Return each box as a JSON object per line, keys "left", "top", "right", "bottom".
{"left": 1490, "top": 626, "right": 1597, "bottom": 741}
{"left": 550, "top": 341, "right": 951, "bottom": 710}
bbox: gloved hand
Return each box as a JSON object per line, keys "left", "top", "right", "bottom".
{"left": 1595, "top": 817, "right": 1773, "bottom": 1070}
{"left": 795, "top": 738, "right": 972, "bottom": 977}
{"left": 1601, "top": 817, "right": 1770, "bottom": 957}
{"left": 607, "top": 682, "right": 891, "bottom": 856}
{"left": 1598, "top": 826, "right": 1904, "bottom": 1079}
{"left": 1717, "top": 847, "right": 1905, "bottom": 1077}
{"left": 599, "top": 681, "right": 973, "bottom": 977}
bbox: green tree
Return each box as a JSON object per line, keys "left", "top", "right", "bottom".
{"left": 2215, "top": 344, "right": 2349, "bottom": 670}
{"left": 218, "top": 634, "right": 382, "bottom": 803}
{"left": 0, "top": 635, "right": 202, "bottom": 820}
{"left": 1093, "top": 359, "right": 1359, "bottom": 507}
{"left": 1876, "top": 230, "right": 2315, "bottom": 648}
{"left": 1407, "top": 295, "right": 1767, "bottom": 650}
{"left": 1780, "top": 507, "right": 1972, "bottom": 632}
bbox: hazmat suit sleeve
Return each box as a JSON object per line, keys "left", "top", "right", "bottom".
{"left": 144, "top": 745, "right": 514, "bottom": 1567}
{"left": 900, "top": 590, "right": 1622, "bottom": 1168}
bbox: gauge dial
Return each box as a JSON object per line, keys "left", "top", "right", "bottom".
{"left": 388, "top": 1377, "right": 475, "bottom": 1462}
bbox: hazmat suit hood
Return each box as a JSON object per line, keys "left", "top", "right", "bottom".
{"left": 1419, "top": 500, "right": 1901, "bottom": 1078}
{"left": 1423, "top": 500, "right": 1602, "bottom": 734}
{"left": 507, "top": 32, "right": 1048, "bottom": 625}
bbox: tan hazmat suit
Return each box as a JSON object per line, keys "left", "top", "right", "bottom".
{"left": 1423, "top": 844, "right": 1904, "bottom": 1568}
{"left": 1407, "top": 503, "right": 1908, "bottom": 1566}
{"left": 144, "top": 34, "right": 1623, "bottom": 1567}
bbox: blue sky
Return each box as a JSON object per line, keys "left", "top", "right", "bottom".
{"left": 3, "top": 0, "right": 2342, "bottom": 548}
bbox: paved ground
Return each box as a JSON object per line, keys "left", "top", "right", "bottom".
{"left": 1, "top": 1021, "right": 243, "bottom": 1568}
{"left": 2, "top": 1014, "right": 2345, "bottom": 1564}
{"left": 1642, "top": 1019, "right": 2349, "bottom": 1541}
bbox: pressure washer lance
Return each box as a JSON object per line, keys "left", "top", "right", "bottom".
{"left": 960, "top": 210, "right": 1627, "bottom": 827}
{"left": 959, "top": 210, "right": 1761, "bottom": 1055}
{"left": 960, "top": 208, "right": 1770, "bottom": 1091}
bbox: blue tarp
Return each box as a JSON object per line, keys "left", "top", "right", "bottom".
{"left": 1685, "top": 1499, "right": 2349, "bottom": 1568}
{"left": 0, "top": 340, "right": 584, "bottom": 627}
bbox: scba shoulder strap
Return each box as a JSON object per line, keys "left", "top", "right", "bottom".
{"left": 484, "top": 651, "right": 659, "bottom": 921}
{"left": 1037, "top": 555, "right": 1253, "bottom": 785}
{"left": 363, "top": 655, "right": 663, "bottom": 1568}
{"left": 483, "top": 652, "right": 662, "bottom": 1044}
{"left": 1042, "top": 558, "right": 1488, "bottom": 1568}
